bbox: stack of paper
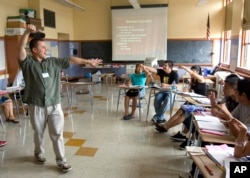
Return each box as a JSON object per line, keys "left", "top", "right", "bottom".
{"left": 195, "top": 115, "right": 229, "bottom": 133}
{"left": 6, "top": 86, "right": 21, "bottom": 91}
{"left": 205, "top": 144, "right": 249, "bottom": 178}
{"left": 195, "top": 97, "right": 211, "bottom": 104}
{"left": 205, "top": 144, "right": 234, "bottom": 166}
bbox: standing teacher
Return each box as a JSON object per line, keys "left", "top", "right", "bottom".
{"left": 17, "top": 24, "right": 102, "bottom": 172}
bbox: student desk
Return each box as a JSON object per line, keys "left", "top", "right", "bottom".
{"left": 182, "top": 96, "right": 210, "bottom": 107}
{"left": 181, "top": 74, "right": 214, "bottom": 84}
{"left": 189, "top": 113, "right": 235, "bottom": 147}
{"left": 66, "top": 82, "right": 94, "bottom": 116}
{"left": 187, "top": 147, "right": 225, "bottom": 178}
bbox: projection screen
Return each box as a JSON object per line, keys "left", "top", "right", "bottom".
{"left": 111, "top": 5, "right": 168, "bottom": 62}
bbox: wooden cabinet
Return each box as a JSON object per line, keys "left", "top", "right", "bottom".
{"left": 5, "top": 35, "right": 21, "bottom": 84}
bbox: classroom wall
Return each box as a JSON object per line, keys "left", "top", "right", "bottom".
{"left": 72, "top": 0, "right": 225, "bottom": 40}
{"left": 0, "top": 0, "right": 245, "bottom": 80}
{"left": 0, "top": 0, "right": 226, "bottom": 40}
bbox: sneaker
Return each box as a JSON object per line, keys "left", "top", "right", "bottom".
{"left": 123, "top": 114, "right": 132, "bottom": 120}
{"left": 179, "top": 139, "right": 194, "bottom": 150}
{"left": 155, "top": 124, "right": 168, "bottom": 133}
{"left": 35, "top": 155, "right": 46, "bottom": 164}
{"left": 170, "top": 131, "right": 186, "bottom": 142}
{"left": 57, "top": 162, "right": 72, "bottom": 172}
{"left": 156, "top": 119, "right": 166, "bottom": 124}
{"left": 0, "top": 141, "right": 7, "bottom": 147}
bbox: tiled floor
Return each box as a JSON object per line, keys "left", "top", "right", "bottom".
{"left": 0, "top": 83, "right": 192, "bottom": 178}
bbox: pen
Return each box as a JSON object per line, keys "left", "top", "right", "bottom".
{"left": 199, "top": 156, "right": 214, "bottom": 176}
{"left": 205, "top": 165, "right": 214, "bottom": 176}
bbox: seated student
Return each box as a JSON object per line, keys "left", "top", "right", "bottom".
{"left": 209, "top": 74, "right": 240, "bottom": 118}
{"left": 215, "top": 78, "right": 250, "bottom": 137}
{"left": 0, "top": 96, "right": 19, "bottom": 123}
{"left": 155, "top": 65, "right": 206, "bottom": 146}
{"left": 180, "top": 73, "right": 240, "bottom": 150}
{"left": 123, "top": 64, "right": 148, "bottom": 120}
{"left": 140, "top": 61, "right": 179, "bottom": 124}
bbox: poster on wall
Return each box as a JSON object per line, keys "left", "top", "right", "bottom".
{"left": 45, "top": 41, "right": 58, "bottom": 58}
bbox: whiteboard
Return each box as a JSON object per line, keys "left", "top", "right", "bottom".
{"left": 0, "top": 40, "right": 6, "bottom": 70}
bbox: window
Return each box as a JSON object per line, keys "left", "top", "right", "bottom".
{"left": 222, "top": 31, "right": 231, "bottom": 64}
{"left": 43, "top": 9, "right": 56, "bottom": 28}
{"left": 240, "top": 30, "right": 250, "bottom": 69}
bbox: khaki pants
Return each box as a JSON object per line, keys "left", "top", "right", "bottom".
{"left": 29, "top": 104, "right": 66, "bottom": 165}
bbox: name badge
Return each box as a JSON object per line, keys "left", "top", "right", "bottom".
{"left": 42, "top": 72, "right": 49, "bottom": 78}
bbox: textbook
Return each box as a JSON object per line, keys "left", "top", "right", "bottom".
{"left": 195, "top": 115, "right": 228, "bottom": 132}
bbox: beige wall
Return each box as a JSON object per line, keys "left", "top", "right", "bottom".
{"left": 0, "top": 0, "right": 226, "bottom": 40}
{"left": 38, "top": 0, "right": 75, "bottom": 40}
{"left": 0, "top": 0, "right": 28, "bottom": 36}
{"left": 73, "top": 0, "right": 226, "bottom": 40}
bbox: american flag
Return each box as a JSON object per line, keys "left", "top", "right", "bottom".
{"left": 206, "top": 14, "right": 210, "bottom": 40}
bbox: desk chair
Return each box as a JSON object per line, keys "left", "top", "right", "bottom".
{"left": 116, "top": 87, "right": 147, "bottom": 121}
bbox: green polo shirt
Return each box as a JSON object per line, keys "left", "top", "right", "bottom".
{"left": 19, "top": 56, "right": 70, "bottom": 107}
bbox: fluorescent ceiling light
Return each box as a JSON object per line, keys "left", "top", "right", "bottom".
{"left": 128, "top": 0, "right": 141, "bottom": 9}
{"left": 54, "top": 0, "right": 85, "bottom": 11}
{"left": 196, "top": 0, "right": 207, "bottom": 7}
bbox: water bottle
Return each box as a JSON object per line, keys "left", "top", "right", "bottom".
{"left": 171, "top": 81, "right": 176, "bottom": 91}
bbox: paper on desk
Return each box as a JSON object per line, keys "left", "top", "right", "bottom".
{"left": 197, "top": 120, "right": 228, "bottom": 132}
{"left": 205, "top": 144, "right": 234, "bottom": 166}
{"left": 195, "top": 115, "right": 221, "bottom": 122}
{"left": 0, "top": 90, "right": 8, "bottom": 95}
{"left": 6, "top": 86, "right": 21, "bottom": 91}
{"left": 181, "top": 92, "right": 206, "bottom": 98}
{"left": 201, "top": 111, "right": 213, "bottom": 116}
{"left": 201, "top": 129, "right": 227, "bottom": 136}
{"left": 206, "top": 144, "right": 249, "bottom": 178}
{"left": 195, "top": 97, "right": 211, "bottom": 104}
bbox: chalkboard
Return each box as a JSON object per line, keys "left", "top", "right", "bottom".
{"left": 167, "top": 40, "right": 212, "bottom": 64}
{"left": 80, "top": 40, "right": 213, "bottom": 64}
{"left": 81, "top": 41, "right": 112, "bottom": 63}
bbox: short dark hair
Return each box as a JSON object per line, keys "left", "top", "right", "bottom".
{"left": 164, "top": 60, "right": 174, "bottom": 69}
{"left": 29, "top": 38, "right": 44, "bottom": 52}
{"left": 237, "top": 78, "right": 250, "bottom": 100}
{"left": 224, "top": 74, "right": 240, "bottom": 87}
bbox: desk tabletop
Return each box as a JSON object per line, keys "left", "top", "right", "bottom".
{"left": 192, "top": 115, "right": 235, "bottom": 145}
{"left": 183, "top": 96, "right": 211, "bottom": 107}
{"left": 68, "top": 82, "right": 93, "bottom": 85}
{"left": 181, "top": 74, "right": 214, "bottom": 84}
{"left": 187, "top": 148, "right": 225, "bottom": 178}
{"left": 118, "top": 85, "right": 145, "bottom": 89}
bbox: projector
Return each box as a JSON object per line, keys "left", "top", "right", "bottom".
{"left": 144, "top": 57, "right": 158, "bottom": 68}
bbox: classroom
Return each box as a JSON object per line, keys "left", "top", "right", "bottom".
{"left": 0, "top": 0, "right": 250, "bottom": 178}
